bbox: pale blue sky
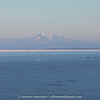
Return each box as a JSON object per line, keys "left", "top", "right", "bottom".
{"left": 0, "top": 0, "right": 100, "bottom": 40}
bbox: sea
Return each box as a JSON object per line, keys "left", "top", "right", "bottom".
{"left": 0, "top": 49, "right": 100, "bottom": 100}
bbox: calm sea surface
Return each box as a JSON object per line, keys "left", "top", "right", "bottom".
{"left": 0, "top": 50, "right": 100, "bottom": 100}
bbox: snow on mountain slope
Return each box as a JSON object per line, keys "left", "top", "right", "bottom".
{"left": 30, "top": 33, "right": 67, "bottom": 42}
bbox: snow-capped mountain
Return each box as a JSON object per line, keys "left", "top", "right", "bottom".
{"left": 27, "top": 33, "right": 67, "bottom": 42}
{"left": 0, "top": 33, "right": 100, "bottom": 49}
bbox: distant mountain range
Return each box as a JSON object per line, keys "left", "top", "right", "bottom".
{"left": 0, "top": 33, "right": 100, "bottom": 49}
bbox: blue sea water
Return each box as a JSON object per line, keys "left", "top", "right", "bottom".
{"left": 0, "top": 50, "right": 100, "bottom": 100}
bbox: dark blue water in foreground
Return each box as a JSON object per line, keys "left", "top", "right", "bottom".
{"left": 0, "top": 51, "right": 100, "bottom": 100}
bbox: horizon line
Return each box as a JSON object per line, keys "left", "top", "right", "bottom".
{"left": 0, "top": 49, "right": 100, "bottom": 52}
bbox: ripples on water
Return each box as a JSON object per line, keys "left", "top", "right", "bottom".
{"left": 0, "top": 50, "right": 100, "bottom": 100}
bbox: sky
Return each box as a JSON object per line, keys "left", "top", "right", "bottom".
{"left": 0, "top": 0, "right": 100, "bottom": 40}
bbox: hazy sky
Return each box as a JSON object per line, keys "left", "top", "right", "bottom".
{"left": 0, "top": 0, "right": 100, "bottom": 40}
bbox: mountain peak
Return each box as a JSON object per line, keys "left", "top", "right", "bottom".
{"left": 38, "top": 33, "right": 54, "bottom": 40}
{"left": 40, "top": 33, "right": 45, "bottom": 36}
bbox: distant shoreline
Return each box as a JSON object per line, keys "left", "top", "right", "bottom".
{"left": 0, "top": 48, "right": 100, "bottom": 52}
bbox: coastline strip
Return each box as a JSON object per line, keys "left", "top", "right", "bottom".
{"left": 0, "top": 49, "right": 100, "bottom": 52}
